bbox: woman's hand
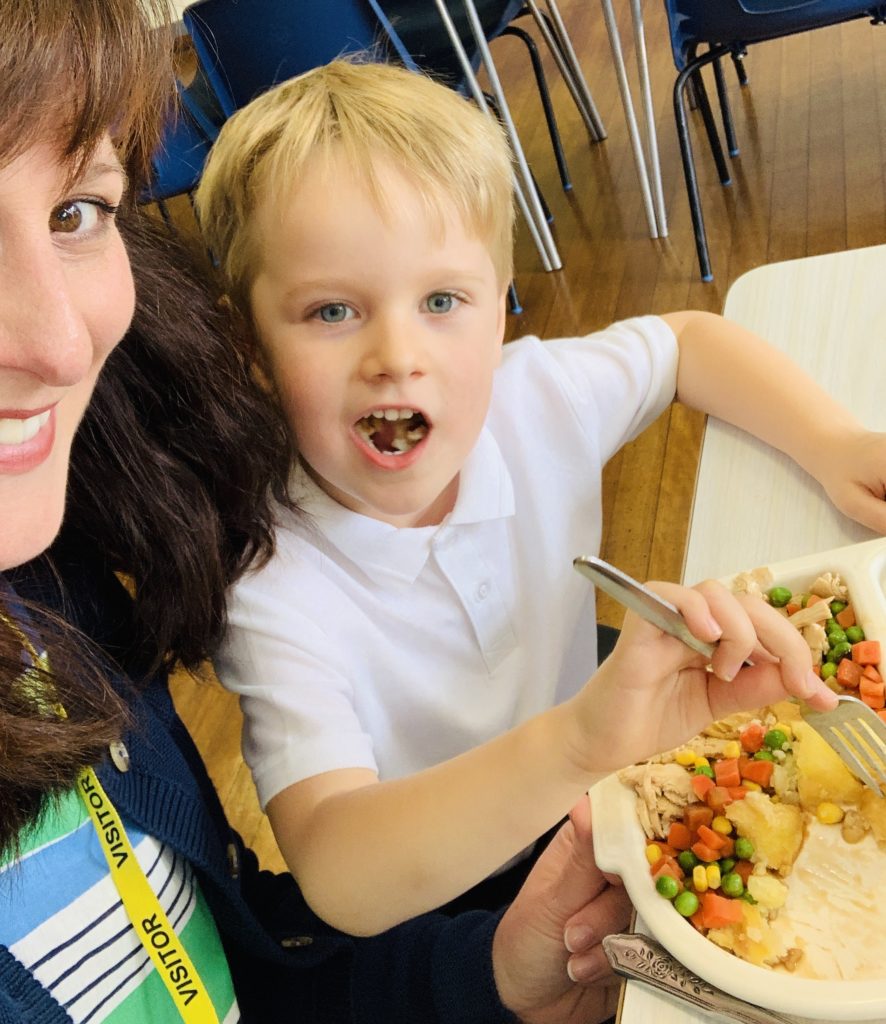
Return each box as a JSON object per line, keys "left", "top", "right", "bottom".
{"left": 492, "top": 797, "right": 629, "bottom": 1024}
{"left": 571, "top": 579, "right": 838, "bottom": 775}
{"left": 813, "top": 427, "right": 886, "bottom": 535}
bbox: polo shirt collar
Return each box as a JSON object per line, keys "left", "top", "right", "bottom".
{"left": 290, "top": 428, "right": 515, "bottom": 584}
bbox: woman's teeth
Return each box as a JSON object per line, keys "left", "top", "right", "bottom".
{"left": 356, "top": 408, "right": 429, "bottom": 454}
{"left": 0, "top": 410, "right": 50, "bottom": 445}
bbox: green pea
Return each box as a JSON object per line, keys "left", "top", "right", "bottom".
{"left": 846, "top": 625, "right": 865, "bottom": 644}
{"left": 720, "top": 872, "right": 744, "bottom": 898}
{"left": 719, "top": 857, "right": 736, "bottom": 874}
{"left": 820, "top": 661, "right": 838, "bottom": 680}
{"left": 734, "top": 837, "right": 755, "bottom": 860}
{"left": 740, "top": 891, "right": 758, "bottom": 905}
{"left": 830, "top": 641, "right": 852, "bottom": 661}
{"left": 826, "top": 627, "right": 847, "bottom": 646}
{"left": 830, "top": 600, "right": 847, "bottom": 615}
{"left": 677, "top": 850, "right": 700, "bottom": 872}
{"left": 656, "top": 874, "right": 680, "bottom": 900}
{"left": 799, "top": 594, "right": 810, "bottom": 608}
{"left": 694, "top": 765, "right": 715, "bottom": 779}
{"left": 825, "top": 618, "right": 838, "bottom": 632}
{"left": 768, "top": 586, "right": 792, "bottom": 608}
{"left": 753, "top": 749, "right": 776, "bottom": 761}
{"left": 674, "top": 890, "right": 700, "bottom": 917}
{"left": 763, "top": 729, "right": 788, "bottom": 751}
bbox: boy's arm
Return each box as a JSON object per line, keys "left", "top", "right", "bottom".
{"left": 266, "top": 578, "right": 832, "bottom": 937}
{"left": 663, "top": 310, "right": 886, "bottom": 533}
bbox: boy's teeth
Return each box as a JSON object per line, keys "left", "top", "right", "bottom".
{"left": 383, "top": 409, "right": 399, "bottom": 421}
{"left": 0, "top": 410, "right": 50, "bottom": 445}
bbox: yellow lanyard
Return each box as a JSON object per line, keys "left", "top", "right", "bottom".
{"left": 5, "top": 610, "right": 220, "bottom": 1023}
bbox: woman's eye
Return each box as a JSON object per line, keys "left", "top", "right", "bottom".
{"left": 426, "top": 292, "right": 457, "bottom": 314}
{"left": 49, "top": 199, "right": 116, "bottom": 237}
{"left": 314, "top": 302, "right": 354, "bottom": 324}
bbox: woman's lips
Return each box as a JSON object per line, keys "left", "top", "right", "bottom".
{"left": 0, "top": 407, "right": 55, "bottom": 473}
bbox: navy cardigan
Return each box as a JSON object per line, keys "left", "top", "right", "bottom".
{"left": 0, "top": 549, "right": 514, "bottom": 1024}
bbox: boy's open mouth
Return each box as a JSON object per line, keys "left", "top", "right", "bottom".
{"left": 355, "top": 408, "right": 429, "bottom": 455}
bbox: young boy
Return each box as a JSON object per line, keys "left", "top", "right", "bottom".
{"left": 195, "top": 60, "right": 878, "bottom": 938}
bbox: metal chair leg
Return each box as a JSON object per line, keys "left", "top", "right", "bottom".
{"left": 674, "top": 67, "right": 713, "bottom": 281}
{"left": 507, "top": 281, "right": 523, "bottom": 314}
{"left": 731, "top": 48, "right": 749, "bottom": 86}
{"left": 690, "top": 66, "right": 731, "bottom": 184}
{"left": 712, "top": 54, "right": 739, "bottom": 156}
{"left": 500, "top": 25, "right": 572, "bottom": 190}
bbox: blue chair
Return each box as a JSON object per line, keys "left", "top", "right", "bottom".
{"left": 140, "top": 75, "right": 222, "bottom": 225}
{"left": 665, "top": 0, "right": 886, "bottom": 281}
{"left": 183, "top": 0, "right": 418, "bottom": 117}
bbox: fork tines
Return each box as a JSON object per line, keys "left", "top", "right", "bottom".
{"left": 801, "top": 695, "right": 886, "bottom": 797}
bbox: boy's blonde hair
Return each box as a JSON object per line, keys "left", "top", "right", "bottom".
{"left": 195, "top": 59, "right": 515, "bottom": 310}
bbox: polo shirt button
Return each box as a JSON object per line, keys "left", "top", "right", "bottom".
{"left": 109, "top": 740, "right": 130, "bottom": 773}
{"left": 281, "top": 935, "right": 314, "bottom": 948}
{"left": 475, "top": 581, "right": 490, "bottom": 601}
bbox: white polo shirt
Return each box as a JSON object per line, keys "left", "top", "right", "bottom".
{"left": 217, "top": 316, "right": 678, "bottom": 808}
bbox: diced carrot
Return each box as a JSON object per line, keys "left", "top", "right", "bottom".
{"left": 726, "top": 787, "right": 747, "bottom": 802}
{"left": 861, "top": 690, "right": 886, "bottom": 710}
{"left": 859, "top": 677, "right": 885, "bottom": 701}
{"left": 705, "top": 786, "right": 733, "bottom": 812}
{"left": 733, "top": 860, "right": 754, "bottom": 884}
{"left": 806, "top": 594, "right": 827, "bottom": 606}
{"left": 852, "top": 640, "right": 881, "bottom": 665}
{"left": 691, "top": 774, "right": 716, "bottom": 800}
{"left": 684, "top": 804, "right": 714, "bottom": 833}
{"left": 836, "top": 659, "right": 862, "bottom": 689}
{"left": 836, "top": 605, "right": 856, "bottom": 629}
{"left": 667, "top": 821, "right": 692, "bottom": 851}
{"left": 701, "top": 891, "right": 744, "bottom": 929}
{"left": 651, "top": 855, "right": 684, "bottom": 881}
{"left": 718, "top": 836, "right": 735, "bottom": 859}
{"left": 696, "top": 824, "right": 727, "bottom": 851}
{"left": 877, "top": 710, "right": 886, "bottom": 725}
{"left": 786, "top": 603, "right": 801, "bottom": 616}
{"left": 812, "top": 664, "right": 822, "bottom": 677}
{"left": 739, "top": 722, "right": 765, "bottom": 753}
{"left": 741, "top": 759, "right": 774, "bottom": 787}
{"left": 863, "top": 664, "right": 882, "bottom": 682}
{"left": 651, "top": 840, "right": 678, "bottom": 857}
{"left": 691, "top": 840, "right": 722, "bottom": 863}
{"left": 689, "top": 908, "right": 706, "bottom": 931}
{"left": 714, "top": 757, "right": 741, "bottom": 789}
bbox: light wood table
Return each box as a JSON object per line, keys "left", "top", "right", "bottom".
{"left": 617, "top": 243, "right": 886, "bottom": 1023}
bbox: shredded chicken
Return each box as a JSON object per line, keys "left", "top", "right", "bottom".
{"left": 618, "top": 761, "right": 696, "bottom": 839}
{"left": 732, "top": 567, "right": 775, "bottom": 600}
{"left": 809, "top": 572, "right": 848, "bottom": 602}
{"left": 803, "top": 622, "right": 828, "bottom": 665}
{"left": 787, "top": 601, "right": 833, "bottom": 629}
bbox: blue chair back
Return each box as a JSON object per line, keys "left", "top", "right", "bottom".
{"left": 184, "top": 0, "right": 418, "bottom": 116}
{"left": 664, "top": 0, "right": 880, "bottom": 67}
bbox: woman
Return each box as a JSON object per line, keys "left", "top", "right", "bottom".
{"left": 0, "top": 2, "right": 630, "bottom": 1021}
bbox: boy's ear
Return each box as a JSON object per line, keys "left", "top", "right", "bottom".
{"left": 494, "top": 284, "right": 508, "bottom": 361}
{"left": 219, "top": 291, "right": 275, "bottom": 393}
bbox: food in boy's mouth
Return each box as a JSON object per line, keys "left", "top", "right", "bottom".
{"left": 355, "top": 408, "right": 429, "bottom": 454}
{"left": 619, "top": 568, "right": 886, "bottom": 981}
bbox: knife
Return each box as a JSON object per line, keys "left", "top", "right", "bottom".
{"left": 603, "top": 932, "right": 809, "bottom": 1024}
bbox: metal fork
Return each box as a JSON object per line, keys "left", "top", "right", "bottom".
{"left": 801, "top": 694, "right": 886, "bottom": 796}
{"left": 573, "top": 554, "right": 886, "bottom": 795}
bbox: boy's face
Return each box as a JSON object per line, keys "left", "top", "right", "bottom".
{"left": 249, "top": 151, "right": 507, "bottom": 529}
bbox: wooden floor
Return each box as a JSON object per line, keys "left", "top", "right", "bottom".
{"left": 168, "top": 0, "right": 886, "bottom": 872}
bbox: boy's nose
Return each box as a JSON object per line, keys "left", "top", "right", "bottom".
{"left": 0, "top": 241, "right": 95, "bottom": 387}
{"left": 361, "top": 322, "right": 424, "bottom": 382}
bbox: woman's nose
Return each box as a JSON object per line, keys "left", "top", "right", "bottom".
{"left": 0, "top": 242, "right": 95, "bottom": 387}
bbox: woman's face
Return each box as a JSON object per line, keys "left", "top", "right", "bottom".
{"left": 0, "top": 134, "right": 133, "bottom": 570}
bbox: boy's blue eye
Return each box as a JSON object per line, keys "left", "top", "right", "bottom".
{"left": 426, "top": 292, "right": 455, "bottom": 314}
{"left": 316, "top": 302, "right": 352, "bottom": 323}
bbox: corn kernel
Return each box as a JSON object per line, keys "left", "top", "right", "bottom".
{"left": 692, "top": 865, "right": 709, "bottom": 893}
{"left": 705, "top": 864, "right": 722, "bottom": 890}
{"left": 711, "top": 815, "right": 733, "bottom": 835}
{"left": 816, "top": 802, "right": 844, "bottom": 825}
{"left": 645, "top": 844, "right": 663, "bottom": 865}
{"left": 723, "top": 740, "right": 742, "bottom": 759}
{"left": 694, "top": 756, "right": 710, "bottom": 769}
{"left": 675, "top": 748, "right": 697, "bottom": 766}
{"left": 774, "top": 721, "right": 793, "bottom": 740}
{"left": 743, "top": 780, "right": 762, "bottom": 792}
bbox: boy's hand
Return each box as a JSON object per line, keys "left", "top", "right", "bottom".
{"left": 492, "top": 797, "right": 629, "bottom": 1024}
{"left": 574, "top": 579, "right": 838, "bottom": 774}
{"left": 813, "top": 427, "right": 886, "bottom": 534}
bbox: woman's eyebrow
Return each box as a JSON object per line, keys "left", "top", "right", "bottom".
{"left": 77, "top": 161, "right": 129, "bottom": 191}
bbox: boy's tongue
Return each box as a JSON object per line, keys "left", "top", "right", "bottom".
{"left": 370, "top": 420, "right": 398, "bottom": 453}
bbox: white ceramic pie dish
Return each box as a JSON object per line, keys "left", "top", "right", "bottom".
{"left": 590, "top": 536, "right": 886, "bottom": 1021}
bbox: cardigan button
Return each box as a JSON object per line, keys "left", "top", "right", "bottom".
{"left": 281, "top": 935, "right": 314, "bottom": 949}
{"left": 226, "top": 842, "right": 241, "bottom": 879}
{"left": 109, "top": 740, "right": 130, "bottom": 773}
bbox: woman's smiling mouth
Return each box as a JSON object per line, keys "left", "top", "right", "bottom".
{"left": 355, "top": 408, "right": 429, "bottom": 455}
